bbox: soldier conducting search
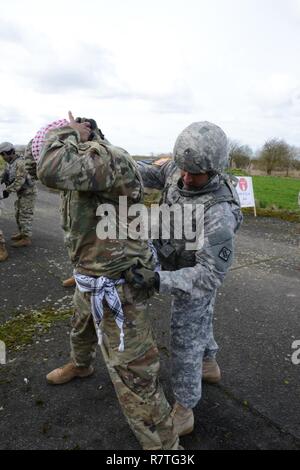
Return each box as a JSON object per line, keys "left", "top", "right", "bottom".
{"left": 128, "top": 121, "right": 243, "bottom": 437}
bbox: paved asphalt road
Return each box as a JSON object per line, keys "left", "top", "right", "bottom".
{"left": 0, "top": 184, "right": 299, "bottom": 450}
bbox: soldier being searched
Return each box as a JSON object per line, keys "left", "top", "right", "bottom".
{"left": 129, "top": 122, "right": 243, "bottom": 437}
{"left": 0, "top": 142, "right": 37, "bottom": 247}
{"left": 37, "top": 112, "right": 181, "bottom": 451}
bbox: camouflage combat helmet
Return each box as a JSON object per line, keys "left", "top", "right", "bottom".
{"left": 0, "top": 142, "right": 15, "bottom": 154}
{"left": 173, "top": 122, "right": 228, "bottom": 174}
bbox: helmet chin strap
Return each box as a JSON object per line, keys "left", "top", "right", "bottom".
{"left": 177, "top": 174, "right": 221, "bottom": 197}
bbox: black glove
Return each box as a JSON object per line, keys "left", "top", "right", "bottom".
{"left": 125, "top": 264, "right": 160, "bottom": 291}
{"left": 75, "top": 117, "right": 105, "bottom": 140}
{"left": 2, "top": 190, "right": 9, "bottom": 199}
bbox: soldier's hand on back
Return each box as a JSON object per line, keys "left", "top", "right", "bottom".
{"left": 124, "top": 263, "right": 160, "bottom": 292}
{"left": 68, "top": 111, "right": 92, "bottom": 143}
{"left": 2, "top": 190, "right": 9, "bottom": 199}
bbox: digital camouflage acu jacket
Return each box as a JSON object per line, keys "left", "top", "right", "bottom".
{"left": 138, "top": 160, "right": 243, "bottom": 297}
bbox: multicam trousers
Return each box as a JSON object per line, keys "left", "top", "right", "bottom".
{"left": 15, "top": 186, "right": 37, "bottom": 238}
{"left": 70, "top": 284, "right": 179, "bottom": 451}
{"left": 171, "top": 290, "right": 218, "bottom": 409}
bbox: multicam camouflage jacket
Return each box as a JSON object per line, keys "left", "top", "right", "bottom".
{"left": 37, "top": 127, "right": 154, "bottom": 278}
{"left": 138, "top": 160, "right": 243, "bottom": 297}
{"left": 1, "top": 155, "right": 34, "bottom": 194}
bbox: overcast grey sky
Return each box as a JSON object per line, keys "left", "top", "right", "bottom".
{"left": 0, "top": 0, "right": 300, "bottom": 154}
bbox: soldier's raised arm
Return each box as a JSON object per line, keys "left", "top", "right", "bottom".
{"left": 137, "top": 160, "right": 175, "bottom": 190}
{"left": 37, "top": 112, "right": 117, "bottom": 192}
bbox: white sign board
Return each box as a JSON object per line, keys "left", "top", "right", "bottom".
{"left": 236, "top": 177, "right": 256, "bottom": 216}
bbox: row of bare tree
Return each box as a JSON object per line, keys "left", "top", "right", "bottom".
{"left": 229, "top": 139, "right": 300, "bottom": 176}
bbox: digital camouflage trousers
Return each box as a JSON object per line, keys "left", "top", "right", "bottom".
{"left": 171, "top": 290, "right": 218, "bottom": 409}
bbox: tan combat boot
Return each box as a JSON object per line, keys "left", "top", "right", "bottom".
{"left": 0, "top": 243, "right": 8, "bottom": 262}
{"left": 202, "top": 358, "right": 221, "bottom": 384}
{"left": 11, "top": 236, "right": 32, "bottom": 247}
{"left": 46, "top": 362, "right": 94, "bottom": 385}
{"left": 11, "top": 232, "right": 22, "bottom": 241}
{"left": 62, "top": 276, "right": 76, "bottom": 287}
{"left": 172, "top": 402, "right": 194, "bottom": 437}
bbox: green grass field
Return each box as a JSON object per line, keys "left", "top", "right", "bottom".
{"left": 251, "top": 176, "right": 300, "bottom": 211}
{"left": 228, "top": 170, "right": 300, "bottom": 211}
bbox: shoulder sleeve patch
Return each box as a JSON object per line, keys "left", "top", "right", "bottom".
{"left": 219, "top": 246, "right": 232, "bottom": 262}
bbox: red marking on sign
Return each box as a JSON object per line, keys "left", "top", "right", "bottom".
{"left": 239, "top": 178, "right": 248, "bottom": 192}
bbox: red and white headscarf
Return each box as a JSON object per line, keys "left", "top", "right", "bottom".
{"left": 31, "top": 119, "right": 69, "bottom": 161}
